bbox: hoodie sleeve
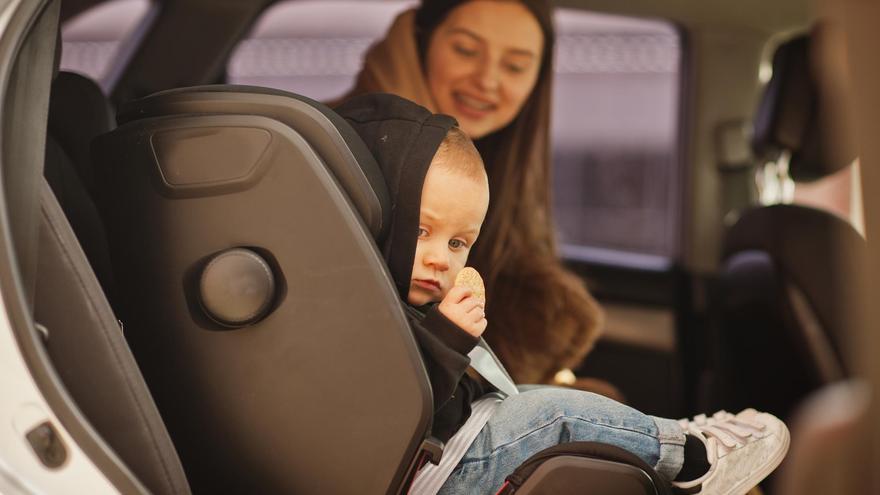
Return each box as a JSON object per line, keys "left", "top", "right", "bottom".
{"left": 409, "top": 305, "right": 486, "bottom": 442}
{"left": 422, "top": 305, "right": 480, "bottom": 355}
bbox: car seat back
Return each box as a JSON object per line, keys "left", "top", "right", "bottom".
{"left": 711, "top": 34, "right": 867, "bottom": 419}
{"left": 93, "top": 86, "right": 432, "bottom": 494}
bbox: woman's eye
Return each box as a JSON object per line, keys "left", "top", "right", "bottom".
{"left": 449, "top": 239, "right": 466, "bottom": 249}
{"left": 418, "top": 227, "right": 428, "bottom": 237}
{"left": 453, "top": 44, "right": 478, "bottom": 57}
{"left": 504, "top": 62, "right": 528, "bottom": 74}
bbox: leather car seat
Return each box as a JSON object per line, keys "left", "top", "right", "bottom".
{"left": 37, "top": 45, "right": 190, "bottom": 495}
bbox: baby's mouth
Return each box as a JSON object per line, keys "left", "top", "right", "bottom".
{"left": 412, "top": 279, "right": 442, "bottom": 292}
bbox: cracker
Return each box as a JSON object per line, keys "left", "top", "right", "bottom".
{"left": 454, "top": 267, "right": 485, "bottom": 304}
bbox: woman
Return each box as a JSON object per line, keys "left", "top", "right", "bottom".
{"left": 337, "top": 0, "right": 603, "bottom": 385}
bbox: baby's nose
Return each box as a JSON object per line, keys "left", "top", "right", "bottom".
{"left": 426, "top": 249, "right": 449, "bottom": 270}
{"left": 433, "top": 256, "right": 449, "bottom": 270}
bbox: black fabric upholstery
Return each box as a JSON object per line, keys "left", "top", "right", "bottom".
{"left": 35, "top": 179, "right": 190, "bottom": 495}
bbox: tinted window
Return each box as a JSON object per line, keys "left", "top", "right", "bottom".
{"left": 551, "top": 12, "right": 682, "bottom": 265}
{"left": 60, "top": 0, "right": 154, "bottom": 92}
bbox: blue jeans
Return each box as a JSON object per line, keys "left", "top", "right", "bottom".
{"left": 437, "top": 387, "right": 686, "bottom": 494}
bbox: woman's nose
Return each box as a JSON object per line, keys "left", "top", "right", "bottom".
{"left": 475, "top": 56, "right": 501, "bottom": 92}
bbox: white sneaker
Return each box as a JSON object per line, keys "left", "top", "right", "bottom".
{"left": 671, "top": 409, "right": 790, "bottom": 495}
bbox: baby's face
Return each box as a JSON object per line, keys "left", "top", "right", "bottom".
{"left": 408, "top": 161, "right": 489, "bottom": 306}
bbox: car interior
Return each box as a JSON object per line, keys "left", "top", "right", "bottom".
{"left": 2, "top": 0, "right": 879, "bottom": 493}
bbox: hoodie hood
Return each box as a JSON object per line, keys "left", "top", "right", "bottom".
{"left": 335, "top": 93, "right": 457, "bottom": 300}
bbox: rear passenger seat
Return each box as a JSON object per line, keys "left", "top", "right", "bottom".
{"left": 35, "top": 69, "right": 191, "bottom": 494}
{"left": 44, "top": 71, "right": 115, "bottom": 300}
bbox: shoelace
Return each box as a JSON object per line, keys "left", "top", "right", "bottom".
{"left": 678, "top": 410, "right": 768, "bottom": 462}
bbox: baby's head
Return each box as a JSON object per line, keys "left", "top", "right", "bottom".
{"left": 408, "top": 127, "right": 489, "bottom": 306}
{"left": 334, "top": 93, "right": 487, "bottom": 304}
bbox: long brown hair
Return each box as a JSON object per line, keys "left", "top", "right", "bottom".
{"left": 339, "top": 0, "right": 603, "bottom": 384}
{"left": 413, "top": 0, "right": 556, "bottom": 275}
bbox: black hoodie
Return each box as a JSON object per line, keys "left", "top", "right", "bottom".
{"left": 335, "top": 93, "right": 487, "bottom": 442}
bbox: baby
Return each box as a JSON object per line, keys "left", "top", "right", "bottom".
{"left": 408, "top": 126, "right": 489, "bottom": 339}
{"left": 336, "top": 93, "right": 789, "bottom": 495}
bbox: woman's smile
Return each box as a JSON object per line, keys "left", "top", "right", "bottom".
{"left": 453, "top": 91, "right": 497, "bottom": 118}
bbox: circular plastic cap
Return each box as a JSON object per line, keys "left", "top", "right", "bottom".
{"left": 199, "top": 248, "right": 276, "bottom": 327}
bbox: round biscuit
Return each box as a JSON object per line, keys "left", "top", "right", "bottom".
{"left": 454, "top": 267, "right": 485, "bottom": 303}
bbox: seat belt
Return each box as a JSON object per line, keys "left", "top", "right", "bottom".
{"left": 405, "top": 304, "right": 519, "bottom": 397}
{"left": 409, "top": 340, "right": 515, "bottom": 494}
{"left": 410, "top": 395, "right": 503, "bottom": 494}
{"left": 407, "top": 315, "right": 517, "bottom": 494}
{"left": 467, "top": 338, "right": 519, "bottom": 397}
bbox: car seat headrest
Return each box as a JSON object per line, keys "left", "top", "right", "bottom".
{"left": 49, "top": 71, "right": 115, "bottom": 193}
{"left": 117, "top": 85, "right": 392, "bottom": 242}
{"left": 751, "top": 34, "right": 856, "bottom": 181}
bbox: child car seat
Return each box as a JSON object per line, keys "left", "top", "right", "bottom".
{"left": 93, "top": 85, "right": 671, "bottom": 494}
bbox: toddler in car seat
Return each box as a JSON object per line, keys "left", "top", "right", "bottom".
{"left": 335, "top": 93, "right": 790, "bottom": 495}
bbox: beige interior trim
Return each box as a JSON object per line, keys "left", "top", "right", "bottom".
{"left": 600, "top": 302, "right": 676, "bottom": 353}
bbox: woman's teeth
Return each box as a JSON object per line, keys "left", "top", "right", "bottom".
{"left": 456, "top": 93, "right": 493, "bottom": 111}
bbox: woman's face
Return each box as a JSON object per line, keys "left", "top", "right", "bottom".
{"left": 425, "top": 1, "right": 544, "bottom": 139}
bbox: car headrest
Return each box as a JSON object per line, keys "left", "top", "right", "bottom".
{"left": 49, "top": 71, "right": 115, "bottom": 193}
{"left": 117, "top": 85, "right": 392, "bottom": 242}
{"left": 751, "top": 34, "right": 855, "bottom": 181}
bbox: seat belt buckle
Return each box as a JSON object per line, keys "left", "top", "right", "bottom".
{"left": 400, "top": 437, "right": 445, "bottom": 494}
{"left": 419, "top": 436, "right": 444, "bottom": 466}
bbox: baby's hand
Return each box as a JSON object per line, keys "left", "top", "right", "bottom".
{"left": 438, "top": 286, "right": 487, "bottom": 338}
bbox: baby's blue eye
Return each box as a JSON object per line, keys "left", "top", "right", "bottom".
{"left": 449, "top": 239, "right": 466, "bottom": 249}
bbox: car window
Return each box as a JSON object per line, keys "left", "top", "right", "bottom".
{"left": 228, "top": 1, "right": 684, "bottom": 269}
{"left": 60, "top": 0, "right": 155, "bottom": 92}
{"left": 551, "top": 11, "right": 682, "bottom": 268}
{"left": 228, "top": 0, "right": 416, "bottom": 101}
